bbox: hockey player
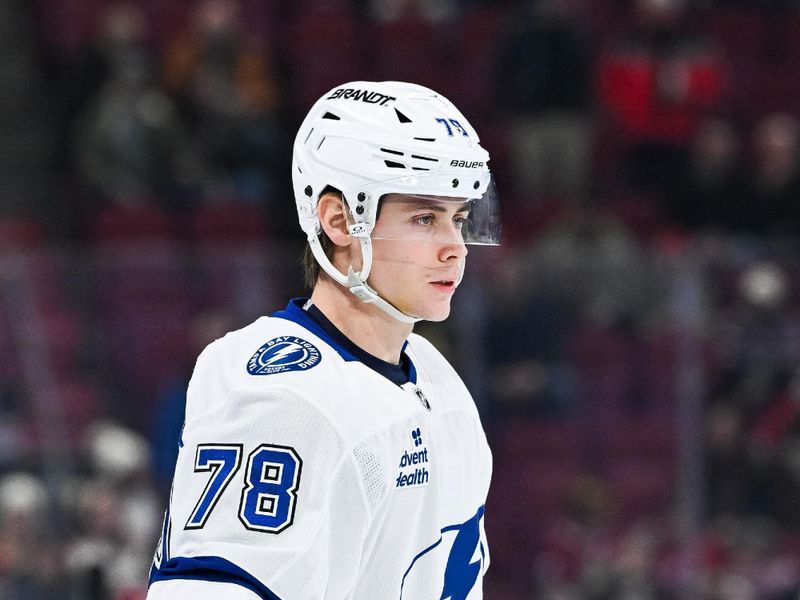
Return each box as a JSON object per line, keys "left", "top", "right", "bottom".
{"left": 147, "top": 81, "right": 501, "bottom": 599}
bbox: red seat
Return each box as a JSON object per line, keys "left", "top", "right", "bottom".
{"left": 23, "top": 250, "right": 72, "bottom": 312}
{"left": 492, "top": 458, "right": 584, "bottom": 532}
{"left": 92, "top": 240, "right": 189, "bottom": 308}
{"left": 608, "top": 457, "right": 674, "bottom": 517}
{"left": 191, "top": 202, "right": 268, "bottom": 242}
{"left": 90, "top": 237, "right": 193, "bottom": 398}
{"left": 370, "top": 15, "right": 453, "bottom": 94}
{"left": 100, "top": 303, "right": 191, "bottom": 399}
{"left": 91, "top": 204, "right": 177, "bottom": 243}
{"left": 57, "top": 379, "right": 103, "bottom": 445}
{"left": 600, "top": 417, "right": 676, "bottom": 463}
{"left": 288, "top": 9, "right": 368, "bottom": 110}
{"left": 0, "top": 300, "right": 20, "bottom": 380}
{"left": 139, "top": 0, "right": 191, "bottom": 49}
{"left": 39, "top": 308, "right": 84, "bottom": 379}
{"left": 568, "top": 327, "right": 638, "bottom": 420}
{"left": 191, "top": 243, "right": 280, "bottom": 316}
{"left": 705, "top": 7, "right": 766, "bottom": 116}
{"left": 493, "top": 420, "right": 585, "bottom": 464}
{"left": 706, "top": 7, "right": 766, "bottom": 61}
{"left": 36, "top": 0, "right": 100, "bottom": 51}
{"left": 0, "top": 217, "right": 44, "bottom": 250}
{"left": 447, "top": 7, "right": 508, "bottom": 119}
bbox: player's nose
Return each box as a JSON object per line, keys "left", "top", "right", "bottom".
{"left": 439, "top": 236, "right": 468, "bottom": 262}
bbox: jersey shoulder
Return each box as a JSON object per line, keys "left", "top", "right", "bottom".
{"left": 215, "top": 314, "right": 326, "bottom": 378}
{"left": 186, "top": 314, "right": 405, "bottom": 445}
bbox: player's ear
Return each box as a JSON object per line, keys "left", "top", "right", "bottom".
{"left": 317, "top": 193, "right": 352, "bottom": 247}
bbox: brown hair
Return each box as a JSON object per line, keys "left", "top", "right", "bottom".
{"left": 302, "top": 186, "right": 341, "bottom": 290}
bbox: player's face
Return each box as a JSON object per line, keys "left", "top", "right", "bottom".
{"left": 367, "top": 195, "right": 469, "bottom": 322}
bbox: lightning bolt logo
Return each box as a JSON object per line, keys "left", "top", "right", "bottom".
{"left": 247, "top": 337, "right": 322, "bottom": 376}
{"left": 440, "top": 516, "right": 482, "bottom": 600}
{"left": 400, "top": 505, "right": 486, "bottom": 600}
{"left": 262, "top": 342, "right": 306, "bottom": 366}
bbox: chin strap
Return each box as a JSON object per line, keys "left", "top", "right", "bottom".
{"left": 308, "top": 233, "right": 421, "bottom": 324}
{"left": 346, "top": 267, "right": 421, "bottom": 324}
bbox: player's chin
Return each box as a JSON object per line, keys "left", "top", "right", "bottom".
{"left": 413, "top": 297, "right": 453, "bottom": 322}
{"left": 423, "top": 309, "right": 451, "bottom": 323}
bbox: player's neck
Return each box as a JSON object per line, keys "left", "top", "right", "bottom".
{"left": 309, "top": 277, "right": 413, "bottom": 365}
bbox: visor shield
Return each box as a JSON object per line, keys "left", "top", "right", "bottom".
{"left": 359, "top": 176, "right": 501, "bottom": 246}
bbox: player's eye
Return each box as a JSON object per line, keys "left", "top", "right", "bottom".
{"left": 413, "top": 214, "right": 435, "bottom": 226}
{"left": 453, "top": 215, "right": 469, "bottom": 230}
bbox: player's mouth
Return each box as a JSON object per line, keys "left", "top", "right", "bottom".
{"left": 430, "top": 279, "right": 457, "bottom": 293}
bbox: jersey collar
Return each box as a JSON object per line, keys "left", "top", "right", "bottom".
{"left": 272, "top": 298, "right": 417, "bottom": 386}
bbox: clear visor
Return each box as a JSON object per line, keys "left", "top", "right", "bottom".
{"left": 362, "top": 176, "right": 501, "bottom": 246}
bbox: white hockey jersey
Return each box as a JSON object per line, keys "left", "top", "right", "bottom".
{"left": 147, "top": 299, "right": 492, "bottom": 600}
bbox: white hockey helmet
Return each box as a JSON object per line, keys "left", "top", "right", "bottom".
{"left": 292, "top": 81, "right": 500, "bottom": 323}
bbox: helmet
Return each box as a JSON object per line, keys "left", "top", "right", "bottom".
{"left": 292, "top": 81, "right": 500, "bottom": 323}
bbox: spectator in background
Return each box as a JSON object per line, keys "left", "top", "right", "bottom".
{"left": 0, "top": 473, "right": 65, "bottom": 599}
{"left": 527, "top": 208, "right": 654, "bottom": 333}
{"left": 485, "top": 248, "right": 578, "bottom": 418}
{"left": 705, "top": 402, "right": 756, "bottom": 521}
{"left": 66, "top": 421, "right": 160, "bottom": 600}
{"left": 668, "top": 116, "right": 748, "bottom": 233}
{"left": 526, "top": 207, "right": 666, "bottom": 428}
{"left": 750, "top": 366, "right": 800, "bottom": 530}
{"left": 719, "top": 261, "right": 800, "bottom": 369}
{"left": 495, "top": 0, "right": 593, "bottom": 199}
{"left": 162, "top": 0, "right": 286, "bottom": 206}
{"left": 73, "top": 4, "right": 190, "bottom": 212}
{"left": 48, "top": 2, "right": 150, "bottom": 171}
{"left": 743, "top": 112, "right": 800, "bottom": 236}
{"left": 597, "top": 0, "right": 726, "bottom": 197}
{"left": 0, "top": 383, "right": 26, "bottom": 470}
{"left": 706, "top": 262, "right": 800, "bottom": 526}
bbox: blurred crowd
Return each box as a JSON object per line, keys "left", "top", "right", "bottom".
{"left": 3, "top": 0, "right": 800, "bottom": 597}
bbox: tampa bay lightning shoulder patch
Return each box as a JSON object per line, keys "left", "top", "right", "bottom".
{"left": 247, "top": 337, "right": 322, "bottom": 375}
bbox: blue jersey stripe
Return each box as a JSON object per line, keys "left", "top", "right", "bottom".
{"left": 149, "top": 555, "right": 282, "bottom": 600}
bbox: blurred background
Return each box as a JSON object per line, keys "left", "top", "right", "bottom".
{"left": 3, "top": 0, "right": 800, "bottom": 597}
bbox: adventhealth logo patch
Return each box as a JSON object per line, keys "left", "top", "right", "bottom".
{"left": 396, "top": 428, "right": 430, "bottom": 489}
{"left": 247, "top": 337, "right": 321, "bottom": 376}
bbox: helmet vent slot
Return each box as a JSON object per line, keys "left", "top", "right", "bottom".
{"left": 411, "top": 154, "right": 438, "bottom": 162}
{"left": 380, "top": 148, "right": 404, "bottom": 156}
{"left": 384, "top": 160, "right": 406, "bottom": 169}
{"left": 322, "top": 112, "right": 341, "bottom": 120}
{"left": 395, "top": 109, "right": 412, "bottom": 123}
{"left": 413, "top": 137, "right": 435, "bottom": 142}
